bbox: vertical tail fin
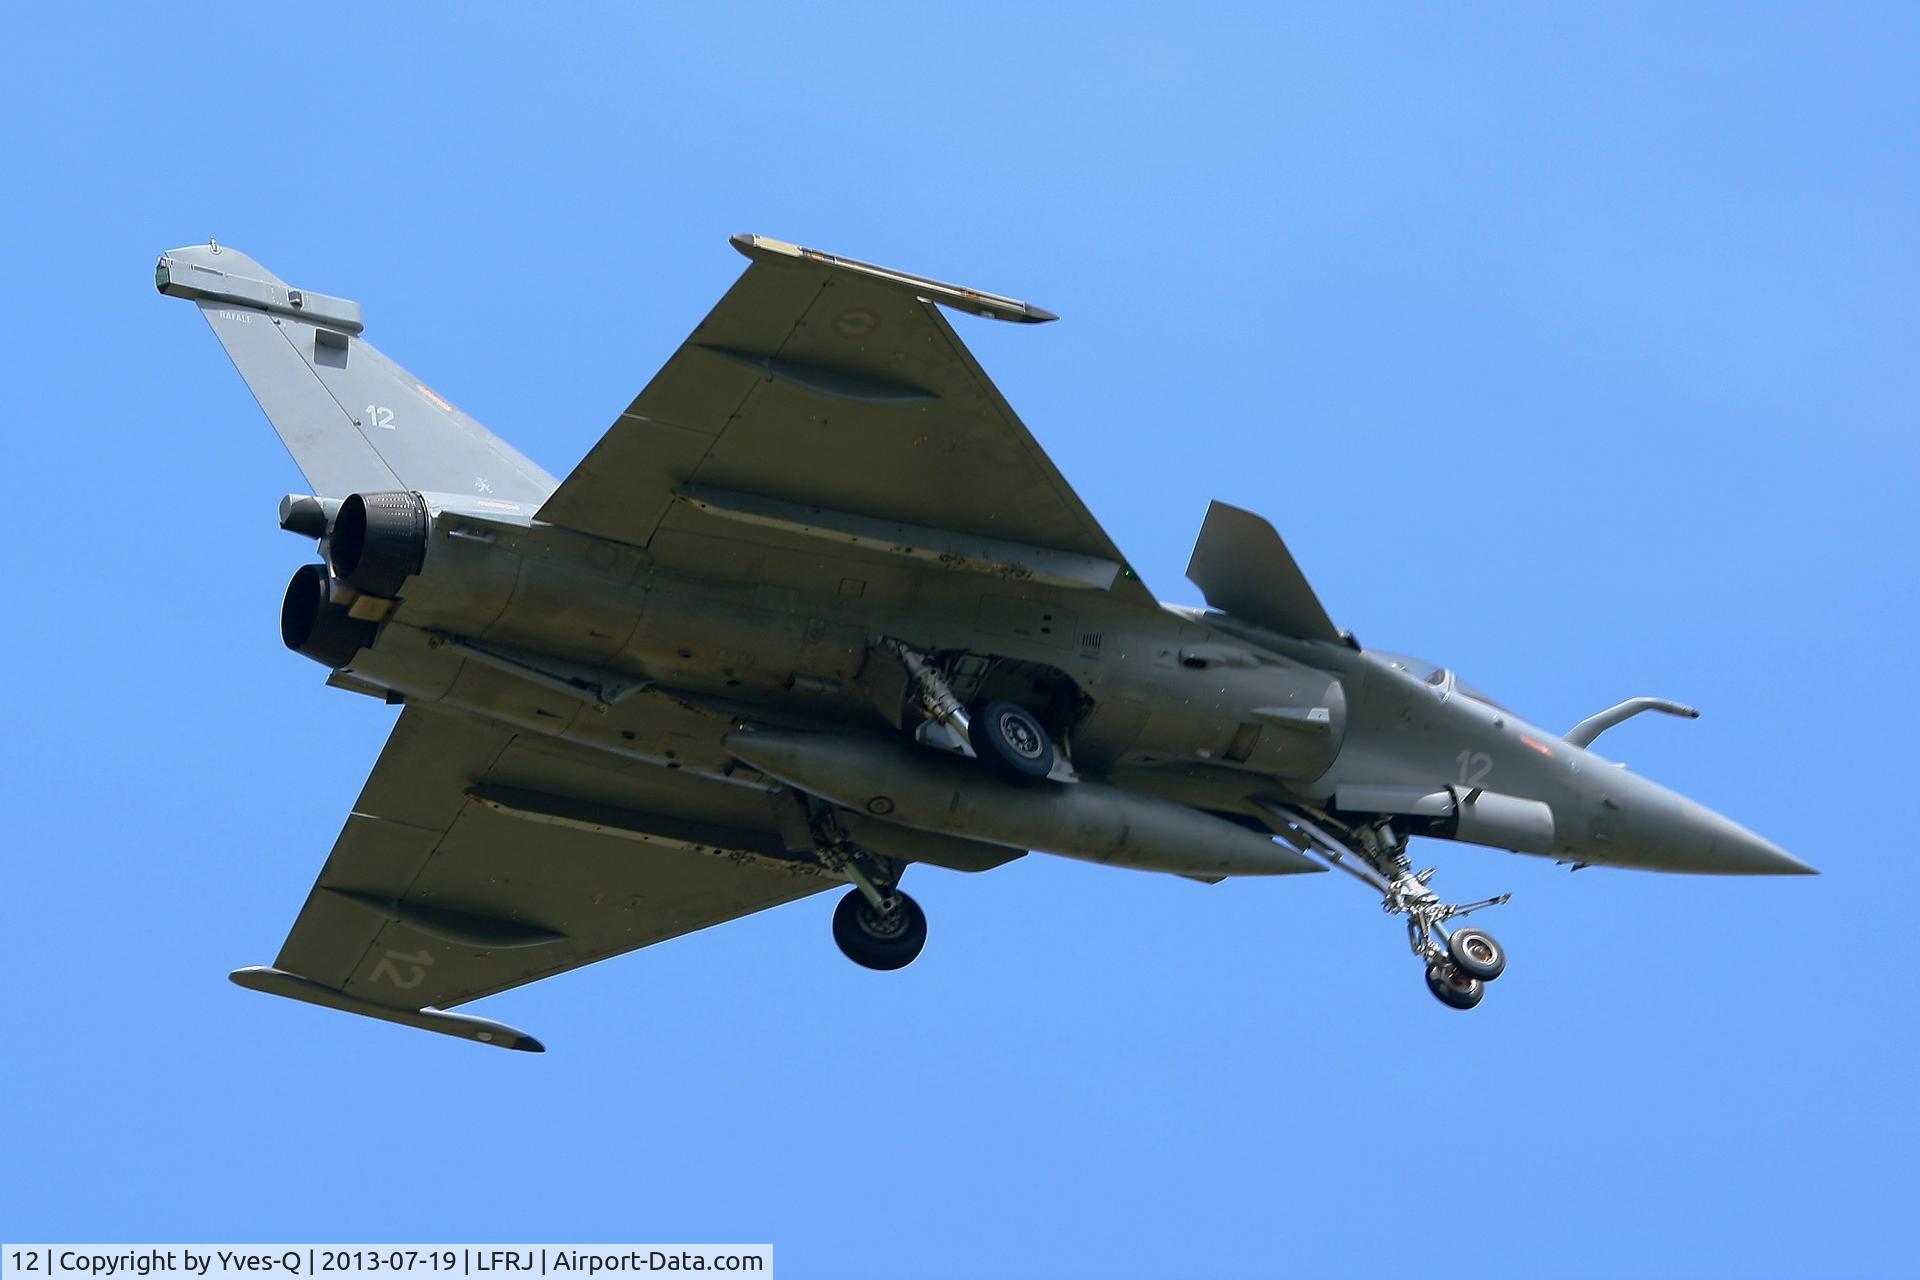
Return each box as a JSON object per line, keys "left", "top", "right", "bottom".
{"left": 157, "top": 243, "right": 555, "bottom": 506}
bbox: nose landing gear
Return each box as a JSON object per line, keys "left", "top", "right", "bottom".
{"left": 1425, "top": 963, "right": 1485, "bottom": 1010}
{"left": 1262, "top": 805, "right": 1511, "bottom": 1011}
{"left": 1447, "top": 927, "right": 1506, "bottom": 982}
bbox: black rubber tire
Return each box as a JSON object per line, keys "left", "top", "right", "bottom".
{"left": 969, "top": 700, "right": 1056, "bottom": 781}
{"left": 832, "top": 888, "right": 927, "bottom": 971}
{"left": 1448, "top": 927, "right": 1507, "bottom": 982}
{"left": 1425, "top": 963, "right": 1485, "bottom": 1010}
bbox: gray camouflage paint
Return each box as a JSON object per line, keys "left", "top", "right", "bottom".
{"left": 158, "top": 235, "right": 1810, "bottom": 1048}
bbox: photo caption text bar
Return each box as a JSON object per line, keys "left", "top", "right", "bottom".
{"left": 4, "top": 1248, "right": 771, "bottom": 1280}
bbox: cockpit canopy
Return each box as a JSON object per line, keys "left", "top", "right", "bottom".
{"left": 1367, "top": 649, "right": 1511, "bottom": 712}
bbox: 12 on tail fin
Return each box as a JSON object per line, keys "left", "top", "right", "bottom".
{"left": 156, "top": 243, "right": 555, "bottom": 507}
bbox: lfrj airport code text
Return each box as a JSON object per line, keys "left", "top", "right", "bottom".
{"left": 5, "top": 1252, "right": 766, "bottom": 1277}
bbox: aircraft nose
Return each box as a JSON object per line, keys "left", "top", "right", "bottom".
{"left": 1680, "top": 804, "right": 1817, "bottom": 876}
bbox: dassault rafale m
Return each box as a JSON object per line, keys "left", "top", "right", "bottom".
{"left": 158, "top": 235, "right": 1813, "bottom": 1051}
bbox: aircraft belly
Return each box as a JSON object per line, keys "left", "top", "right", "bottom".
{"left": 355, "top": 517, "right": 1364, "bottom": 812}
{"left": 345, "top": 627, "right": 756, "bottom": 788}
{"left": 1085, "top": 658, "right": 1346, "bottom": 780}
{"left": 624, "top": 584, "right": 868, "bottom": 693}
{"left": 481, "top": 558, "right": 647, "bottom": 663}
{"left": 1069, "top": 698, "right": 1151, "bottom": 770}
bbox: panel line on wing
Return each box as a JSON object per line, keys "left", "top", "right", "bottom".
{"left": 674, "top": 483, "right": 1124, "bottom": 590}
{"left": 694, "top": 344, "right": 941, "bottom": 405}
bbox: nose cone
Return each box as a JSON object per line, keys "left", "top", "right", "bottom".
{"left": 1618, "top": 784, "right": 1818, "bottom": 875}
{"left": 1577, "top": 763, "right": 1817, "bottom": 876}
{"left": 1683, "top": 806, "right": 1817, "bottom": 875}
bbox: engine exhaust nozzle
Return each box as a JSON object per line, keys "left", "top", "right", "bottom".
{"left": 281, "top": 564, "right": 375, "bottom": 668}
{"left": 331, "top": 490, "right": 428, "bottom": 598}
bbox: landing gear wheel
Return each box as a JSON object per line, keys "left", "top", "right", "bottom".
{"left": 1447, "top": 927, "right": 1506, "bottom": 982}
{"left": 1425, "top": 963, "right": 1485, "bottom": 1010}
{"left": 832, "top": 888, "right": 927, "bottom": 971}
{"left": 969, "top": 700, "right": 1056, "bottom": 781}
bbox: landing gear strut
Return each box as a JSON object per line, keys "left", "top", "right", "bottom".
{"left": 801, "top": 798, "right": 929, "bottom": 971}
{"left": 1263, "top": 806, "right": 1511, "bottom": 1011}
{"left": 882, "top": 638, "right": 1074, "bottom": 783}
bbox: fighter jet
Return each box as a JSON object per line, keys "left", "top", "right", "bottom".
{"left": 157, "top": 234, "right": 1814, "bottom": 1051}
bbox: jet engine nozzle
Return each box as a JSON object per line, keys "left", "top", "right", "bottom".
{"left": 332, "top": 490, "right": 428, "bottom": 598}
{"left": 281, "top": 564, "right": 375, "bottom": 668}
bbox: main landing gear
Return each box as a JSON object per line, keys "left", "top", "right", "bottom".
{"left": 832, "top": 886, "right": 928, "bottom": 971}
{"left": 799, "top": 799, "right": 930, "bottom": 971}
{"left": 969, "top": 699, "right": 1056, "bottom": 780}
{"left": 1264, "top": 807, "right": 1512, "bottom": 1011}
{"left": 885, "top": 639, "right": 1072, "bottom": 783}
{"left": 808, "top": 641, "right": 1072, "bottom": 972}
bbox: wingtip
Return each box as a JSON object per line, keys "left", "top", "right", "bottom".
{"left": 725, "top": 233, "right": 1057, "bottom": 324}
{"left": 227, "top": 965, "right": 547, "bottom": 1051}
{"left": 480, "top": 1028, "right": 547, "bottom": 1052}
{"left": 731, "top": 232, "right": 802, "bottom": 262}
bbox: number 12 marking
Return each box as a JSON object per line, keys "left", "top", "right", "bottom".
{"left": 1456, "top": 749, "right": 1493, "bottom": 786}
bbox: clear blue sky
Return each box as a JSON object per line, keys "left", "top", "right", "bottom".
{"left": 3, "top": 5, "right": 1913, "bottom": 1276}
